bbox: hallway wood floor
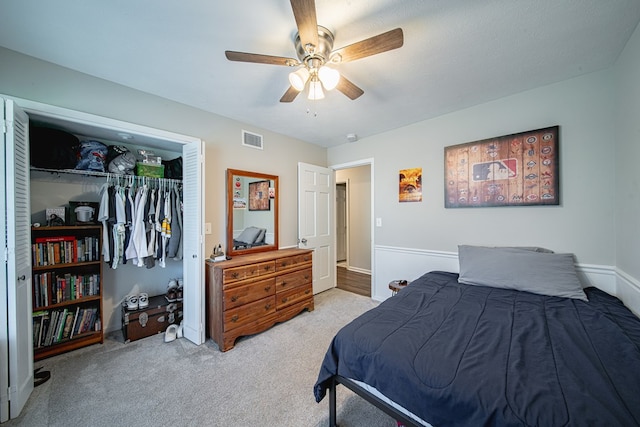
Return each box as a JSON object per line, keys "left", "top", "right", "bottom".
{"left": 337, "top": 266, "right": 371, "bottom": 297}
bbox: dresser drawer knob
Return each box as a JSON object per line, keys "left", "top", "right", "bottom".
{"left": 265, "top": 303, "right": 272, "bottom": 310}
{"left": 264, "top": 286, "right": 271, "bottom": 292}
{"left": 281, "top": 262, "right": 288, "bottom": 267}
{"left": 230, "top": 295, "right": 238, "bottom": 302}
{"left": 231, "top": 315, "right": 239, "bottom": 323}
{"left": 281, "top": 297, "right": 288, "bottom": 303}
{"left": 280, "top": 281, "right": 287, "bottom": 287}
{"left": 304, "top": 275, "right": 310, "bottom": 280}
{"left": 232, "top": 272, "right": 239, "bottom": 279}
{"left": 250, "top": 269, "right": 257, "bottom": 274}
{"left": 305, "top": 289, "right": 310, "bottom": 294}
{"left": 264, "top": 265, "right": 272, "bottom": 271}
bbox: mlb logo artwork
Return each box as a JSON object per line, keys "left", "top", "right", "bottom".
{"left": 472, "top": 159, "right": 517, "bottom": 181}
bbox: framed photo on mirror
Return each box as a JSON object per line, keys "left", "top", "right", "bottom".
{"left": 248, "top": 180, "right": 270, "bottom": 211}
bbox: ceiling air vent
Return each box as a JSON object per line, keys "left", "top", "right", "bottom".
{"left": 242, "top": 130, "right": 263, "bottom": 150}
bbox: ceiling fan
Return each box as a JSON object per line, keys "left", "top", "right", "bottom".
{"left": 225, "top": 0, "right": 404, "bottom": 103}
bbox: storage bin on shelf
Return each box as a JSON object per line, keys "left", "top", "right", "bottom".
{"left": 135, "top": 162, "right": 165, "bottom": 178}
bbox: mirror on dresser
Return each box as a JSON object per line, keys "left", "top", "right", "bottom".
{"left": 226, "top": 169, "right": 279, "bottom": 257}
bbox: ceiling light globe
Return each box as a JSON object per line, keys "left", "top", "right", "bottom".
{"left": 308, "top": 80, "right": 325, "bottom": 100}
{"left": 318, "top": 66, "right": 340, "bottom": 90}
{"left": 288, "top": 67, "right": 309, "bottom": 91}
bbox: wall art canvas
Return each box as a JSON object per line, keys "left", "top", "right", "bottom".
{"left": 399, "top": 167, "right": 422, "bottom": 202}
{"left": 444, "top": 126, "right": 559, "bottom": 208}
{"left": 248, "top": 180, "right": 270, "bottom": 211}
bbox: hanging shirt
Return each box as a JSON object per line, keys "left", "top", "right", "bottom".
{"left": 167, "top": 187, "right": 182, "bottom": 259}
{"left": 132, "top": 185, "right": 150, "bottom": 267}
{"left": 124, "top": 186, "right": 139, "bottom": 264}
{"left": 111, "top": 186, "right": 126, "bottom": 269}
{"left": 98, "top": 183, "right": 110, "bottom": 263}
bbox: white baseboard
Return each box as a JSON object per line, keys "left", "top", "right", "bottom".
{"left": 373, "top": 245, "right": 640, "bottom": 316}
{"left": 616, "top": 269, "right": 640, "bottom": 317}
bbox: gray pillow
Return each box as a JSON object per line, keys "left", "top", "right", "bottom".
{"left": 254, "top": 228, "right": 266, "bottom": 244}
{"left": 505, "top": 246, "right": 554, "bottom": 253}
{"left": 236, "top": 226, "right": 262, "bottom": 244}
{"left": 457, "top": 245, "right": 588, "bottom": 301}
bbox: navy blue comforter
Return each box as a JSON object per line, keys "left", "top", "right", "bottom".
{"left": 314, "top": 271, "right": 640, "bottom": 426}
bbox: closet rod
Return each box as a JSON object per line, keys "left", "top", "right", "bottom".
{"left": 31, "top": 167, "right": 182, "bottom": 185}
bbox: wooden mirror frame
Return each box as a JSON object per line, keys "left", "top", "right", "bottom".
{"left": 226, "top": 169, "right": 279, "bottom": 257}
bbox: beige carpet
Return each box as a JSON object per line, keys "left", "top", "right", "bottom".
{"left": 6, "top": 288, "right": 401, "bottom": 427}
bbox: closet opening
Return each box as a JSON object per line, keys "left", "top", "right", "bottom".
{"left": 21, "top": 98, "right": 204, "bottom": 346}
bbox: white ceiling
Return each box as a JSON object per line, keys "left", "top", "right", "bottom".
{"left": 1, "top": 1, "right": 639, "bottom": 148}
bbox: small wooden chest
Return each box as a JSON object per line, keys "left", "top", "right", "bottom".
{"left": 122, "top": 295, "right": 182, "bottom": 343}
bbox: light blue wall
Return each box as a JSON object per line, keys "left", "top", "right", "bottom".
{"left": 328, "top": 70, "right": 618, "bottom": 267}
{"left": 615, "top": 21, "right": 640, "bottom": 280}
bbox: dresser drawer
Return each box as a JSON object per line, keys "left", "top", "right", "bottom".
{"left": 224, "top": 296, "right": 276, "bottom": 331}
{"left": 224, "top": 278, "right": 276, "bottom": 310}
{"left": 223, "top": 261, "right": 276, "bottom": 284}
{"left": 277, "top": 284, "right": 312, "bottom": 309}
{"left": 276, "top": 268, "right": 312, "bottom": 292}
{"left": 275, "top": 253, "right": 312, "bottom": 271}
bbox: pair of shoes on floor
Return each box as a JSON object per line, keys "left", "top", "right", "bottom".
{"left": 164, "top": 320, "right": 184, "bottom": 343}
{"left": 125, "top": 292, "right": 149, "bottom": 310}
{"left": 165, "top": 279, "right": 183, "bottom": 302}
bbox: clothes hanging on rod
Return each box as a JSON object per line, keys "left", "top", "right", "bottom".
{"left": 99, "top": 174, "right": 183, "bottom": 269}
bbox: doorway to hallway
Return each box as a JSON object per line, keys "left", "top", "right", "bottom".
{"left": 334, "top": 163, "right": 372, "bottom": 297}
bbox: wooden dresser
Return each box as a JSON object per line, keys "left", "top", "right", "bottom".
{"left": 205, "top": 248, "right": 314, "bottom": 351}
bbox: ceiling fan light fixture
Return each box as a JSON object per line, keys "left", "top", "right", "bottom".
{"left": 308, "top": 79, "right": 325, "bottom": 100}
{"left": 289, "top": 67, "right": 310, "bottom": 91}
{"left": 318, "top": 66, "right": 340, "bottom": 90}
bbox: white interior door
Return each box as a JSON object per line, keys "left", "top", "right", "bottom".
{"left": 0, "top": 97, "right": 8, "bottom": 423}
{"left": 181, "top": 140, "right": 204, "bottom": 344}
{"left": 2, "top": 98, "right": 33, "bottom": 420}
{"left": 298, "top": 162, "right": 334, "bottom": 294}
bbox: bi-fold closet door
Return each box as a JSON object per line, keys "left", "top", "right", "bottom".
{"left": 1, "top": 98, "right": 33, "bottom": 422}
{"left": 1, "top": 96, "right": 205, "bottom": 421}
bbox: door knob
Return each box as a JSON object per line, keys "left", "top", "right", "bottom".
{"left": 300, "top": 238, "right": 308, "bottom": 244}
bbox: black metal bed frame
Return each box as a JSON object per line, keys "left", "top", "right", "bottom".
{"left": 328, "top": 375, "right": 425, "bottom": 427}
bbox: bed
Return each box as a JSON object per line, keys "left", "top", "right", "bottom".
{"left": 314, "top": 246, "right": 640, "bottom": 426}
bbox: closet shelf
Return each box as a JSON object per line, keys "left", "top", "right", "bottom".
{"left": 32, "top": 260, "right": 101, "bottom": 271}
{"left": 30, "top": 167, "right": 182, "bottom": 184}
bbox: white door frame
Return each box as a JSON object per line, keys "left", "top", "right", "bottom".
{"left": 330, "top": 158, "right": 375, "bottom": 296}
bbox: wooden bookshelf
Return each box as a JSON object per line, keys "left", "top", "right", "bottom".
{"left": 31, "top": 225, "right": 103, "bottom": 360}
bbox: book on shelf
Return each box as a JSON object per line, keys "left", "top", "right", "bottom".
{"left": 32, "top": 310, "right": 47, "bottom": 348}
{"left": 33, "top": 272, "right": 100, "bottom": 309}
{"left": 32, "top": 235, "right": 76, "bottom": 266}
{"left": 69, "top": 307, "right": 81, "bottom": 339}
{"left": 61, "top": 310, "right": 75, "bottom": 340}
{"left": 44, "top": 310, "right": 57, "bottom": 346}
{"left": 33, "top": 306, "right": 100, "bottom": 348}
{"left": 55, "top": 308, "right": 68, "bottom": 343}
{"left": 75, "top": 309, "right": 89, "bottom": 336}
{"left": 32, "top": 235, "right": 101, "bottom": 266}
